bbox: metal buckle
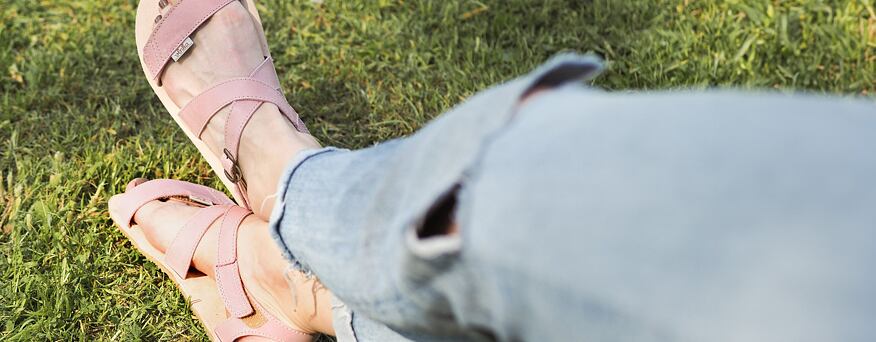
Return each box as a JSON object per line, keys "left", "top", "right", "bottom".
{"left": 223, "top": 148, "right": 247, "bottom": 191}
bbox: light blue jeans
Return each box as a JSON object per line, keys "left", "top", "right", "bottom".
{"left": 269, "top": 54, "right": 876, "bottom": 341}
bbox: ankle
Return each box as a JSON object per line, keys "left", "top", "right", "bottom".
{"left": 200, "top": 102, "right": 318, "bottom": 217}
{"left": 237, "top": 220, "right": 324, "bottom": 335}
{"left": 238, "top": 105, "right": 319, "bottom": 218}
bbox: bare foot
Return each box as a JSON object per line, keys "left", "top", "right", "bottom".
{"left": 122, "top": 198, "right": 336, "bottom": 338}
{"left": 156, "top": 0, "right": 320, "bottom": 219}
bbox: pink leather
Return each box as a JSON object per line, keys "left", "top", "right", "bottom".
{"left": 214, "top": 311, "right": 312, "bottom": 342}
{"left": 126, "top": 178, "right": 148, "bottom": 191}
{"left": 140, "top": 4, "right": 317, "bottom": 337}
{"left": 223, "top": 58, "right": 275, "bottom": 163}
{"left": 220, "top": 98, "right": 259, "bottom": 210}
{"left": 221, "top": 100, "right": 260, "bottom": 174}
{"left": 249, "top": 56, "right": 282, "bottom": 90}
{"left": 112, "top": 179, "right": 234, "bottom": 229}
{"left": 114, "top": 178, "right": 311, "bottom": 340}
{"left": 146, "top": 0, "right": 309, "bottom": 211}
{"left": 142, "top": 0, "right": 236, "bottom": 83}
{"left": 209, "top": 206, "right": 312, "bottom": 341}
{"left": 177, "top": 67, "right": 308, "bottom": 210}
{"left": 218, "top": 57, "right": 295, "bottom": 209}
{"left": 178, "top": 77, "right": 308, "bottom": 137}
{"left": 164, "top": 205, "right": 231, "bottom": 278}
{"left": 214, "top": 206, "right": 254, "bottom": 318}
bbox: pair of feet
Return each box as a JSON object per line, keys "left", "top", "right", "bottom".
{"left": 108, "top": 0, "right": 332, "bottom": 339}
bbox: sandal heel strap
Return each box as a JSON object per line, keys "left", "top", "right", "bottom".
{"left": 214, "top": 206, "right": 254, "bottom": 318}
{"left": 210, "top": 206, "right": 312, "bottom": 341}
{"left": 177, "top": 58, "right": 308, "bottom": 210}
{"left": 219, "top": 57, "right": 302, "bottom": 209}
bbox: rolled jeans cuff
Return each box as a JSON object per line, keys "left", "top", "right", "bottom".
{"left": 268, "top": 146, "right": 346, "bottom": 274}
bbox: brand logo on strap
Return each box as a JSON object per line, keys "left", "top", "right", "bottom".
{"left": 171, "top": 37, "right": 194, "bottom": 62}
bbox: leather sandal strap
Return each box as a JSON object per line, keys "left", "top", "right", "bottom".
{"left": 178, "top": 59, "right": 308, "bottom": 137}
{"left": 248, "top": 55, "right": 282, "bottom": 90}
{"left": 113, "top": 179, "right": 234, "bottom": 229}
{"left": 214, "top": 206, "right": 254, "bottom": 318}
{"left": 142, "top": 0, "right": 237, "bottom": 84}
{"left": 216, "top": 57, "right": 288, "bottom": 209}
{"left": 146, "top": 0, "right": 309, "bottom": 210}
{"left": 164, "top": 205, "right": 231, "bottom": 278}
{"left": 215, "top": 316, "right": 312, "bottom": 342}
{"left": 177, "top": 58, "right": 309, "bottom": 209}
{"left": 219, "top": 97, "right": 258, "bottom": 210}
{"left": 222, "top": 58, "right": 281, "bottom": 169}
{"left": 200, "top": 206, "right": 311, "bottom": 341}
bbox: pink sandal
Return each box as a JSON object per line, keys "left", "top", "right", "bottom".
{"left": 134, "top": 0, "right": 308, "bottom": 209}
{"left": 110, "top": 179, "right": 311, "bottom": 341}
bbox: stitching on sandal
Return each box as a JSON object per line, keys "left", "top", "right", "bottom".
{"left": 145, "top": 0, "right": 233, "bottom": 79}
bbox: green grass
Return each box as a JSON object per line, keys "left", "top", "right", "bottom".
{"left": 1, "top": 0, "right": 874, "bottom": 340}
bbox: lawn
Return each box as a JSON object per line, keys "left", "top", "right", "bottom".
{"left": 1, "top": 0, "right": 874, "bottom": 340}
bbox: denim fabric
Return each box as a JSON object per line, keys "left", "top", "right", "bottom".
{"left": 269, "top": 54, "right": 876, "bottom": 341}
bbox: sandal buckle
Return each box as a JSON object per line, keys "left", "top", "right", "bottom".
{"left": 223, "top": 149, "right": 247, "bottom": 191}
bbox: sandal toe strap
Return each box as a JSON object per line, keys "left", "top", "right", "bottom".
{"left": 112, "top": 179, "right": 234, "bottom": 229}
{"left": 143, "top": 0, "right": 237, "bottom": 83}
{"left": 164, "top": 205, "right": 231, "bottom": 278}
